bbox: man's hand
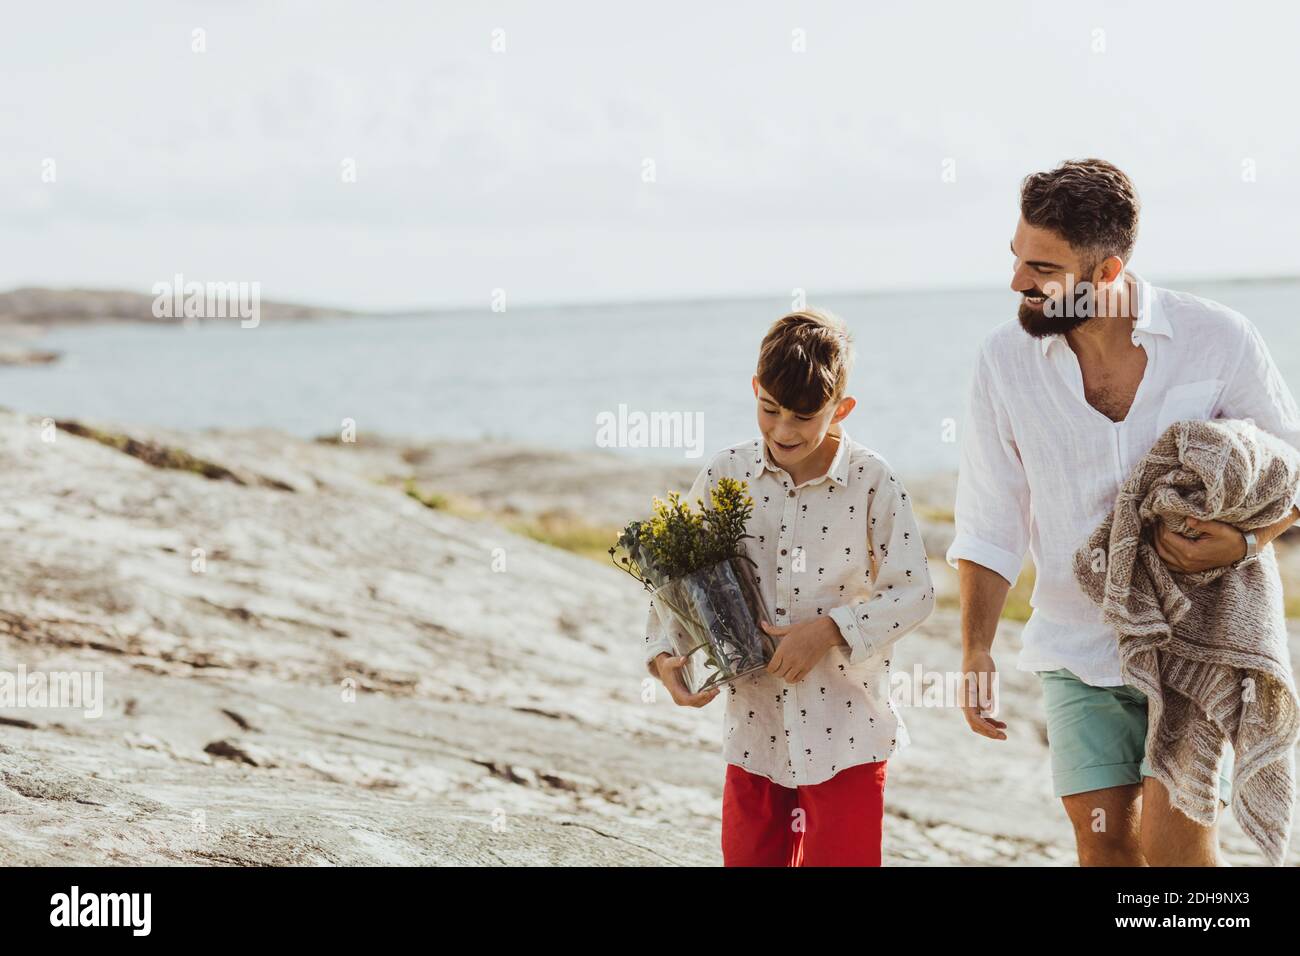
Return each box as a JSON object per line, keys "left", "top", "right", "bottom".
{"left": 956, "top": 560, "right": 1010, "bottom": 740}
{"left": 1153, "top": 516, "right": 1246, "bottom": 573}
{"left": 651, "top": 653, "right": 720, "bottom": 707}
{"left": 761, "top": 617, "right": 842, "bottom": 684}
{"left": 960, "top": 650, "right": 1007, "bottom": 740}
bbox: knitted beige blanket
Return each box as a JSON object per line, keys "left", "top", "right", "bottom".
{"left": 1073, "top": 418, "right": 1300, "bottom": 864}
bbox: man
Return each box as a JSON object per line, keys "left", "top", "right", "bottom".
{"left": 948, "top": 158, "right": 1300, "bottom": 866}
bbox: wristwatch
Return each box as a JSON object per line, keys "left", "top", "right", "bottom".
{"left": 1235, "top": 531, "right": 1259, "bottom": 568}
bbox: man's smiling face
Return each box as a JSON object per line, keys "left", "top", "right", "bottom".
{"left": 1009, "top": 217, "right": 1097, "bottom": 338}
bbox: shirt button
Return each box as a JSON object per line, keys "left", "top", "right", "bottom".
{"left": 780, "top": 548, "right": 788, "bottom": 556}
{"left": 775, "top": 608, "right": 786, "bottom": 616}
{"left": 787, "top": 490, "right": 795, "bottom": 498}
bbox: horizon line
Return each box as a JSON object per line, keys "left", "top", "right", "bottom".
{"left": 5, "top": 271, "right": 1298, "bottom": 319}
{"left": 371, "top": 271, "right": 1300, "bottom": 317}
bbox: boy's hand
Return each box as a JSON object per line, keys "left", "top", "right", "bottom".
{"left": 652, "top": 653, "right": 720, "bottom": 707}
{"left": 761, "top": 618, "right": 842, "bottom": 684}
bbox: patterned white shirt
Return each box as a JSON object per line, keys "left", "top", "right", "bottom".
{"left": 946, "top": 274, "right": 1300, "bottom": 686}
{"left": 642, "top": 427, "right": 935, "bottom": 786}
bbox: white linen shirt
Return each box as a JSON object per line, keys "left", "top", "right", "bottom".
{"left": 946, "top": 274, "right": 1300, "bottom": 686}
{"left": 642, "top": 427, "right": 935, "bottom": 786}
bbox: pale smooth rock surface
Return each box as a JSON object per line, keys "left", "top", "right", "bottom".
{"left": 0, "top": 412, "right": 1295, "bottom": 865}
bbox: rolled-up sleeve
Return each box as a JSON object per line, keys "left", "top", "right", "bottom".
{"left": 1219, "top": 316, "right": 1300, "bottom": 514}
{"left": 945, "top": 344, "right": 1031, "bottom": 586}
{"left": 830, "top": 465, "right": 935, "bottom": 666}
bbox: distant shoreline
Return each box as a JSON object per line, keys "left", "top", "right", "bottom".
{"left": 0, "top": 287, "right": 357, "bottom": 330}
{"left": 4, "top": 275, "right": 1299, "bottom": 328}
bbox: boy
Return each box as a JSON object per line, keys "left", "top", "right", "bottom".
{"left": 644, "top": 308, "right": 935, "bottom": 866}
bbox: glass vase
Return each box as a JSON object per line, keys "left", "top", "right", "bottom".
{"left": 652, "top": 555, "right": 775, "bottom": 694}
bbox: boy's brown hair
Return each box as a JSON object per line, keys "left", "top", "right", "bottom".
{"left": 755, "top": 308, "right": 854, "bottom": 415}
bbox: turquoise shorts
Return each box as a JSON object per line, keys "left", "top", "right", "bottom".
{"left": 1037, "top": 668, "right": 1232, "bottom": 803}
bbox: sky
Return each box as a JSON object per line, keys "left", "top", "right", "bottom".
{"left": 1, "top": 1, "right": 1297, "bottom": 310}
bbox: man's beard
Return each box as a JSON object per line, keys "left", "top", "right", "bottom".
{"left": 1016, "top": 284, "right": 1095, "bottom": 338}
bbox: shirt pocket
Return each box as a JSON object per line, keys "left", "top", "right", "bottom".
{"left": 1155, "top": 378, "right": 1223, "bottom": 435}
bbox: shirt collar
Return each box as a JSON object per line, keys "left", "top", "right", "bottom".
{"left": 755, "top": 426, "right": 852, "bottom": 488}
{"left": 1128, "top": 272, "right": 1171, "bottom": 341}
{"left": 1037, "top": 271, "right": 1171, "bottom": 355}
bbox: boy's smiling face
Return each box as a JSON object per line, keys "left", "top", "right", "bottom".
{"left": 752, "top": 377, "right": 855, "bottom": 474}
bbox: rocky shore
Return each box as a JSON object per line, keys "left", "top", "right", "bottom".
{"left": 0, "top": 287, "right": 355, "bottom": 328}
{"left": 0, "top": 413, "right": 1295, "bottom": 865}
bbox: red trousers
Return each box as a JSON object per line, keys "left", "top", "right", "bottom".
{"left": 721, "top": 760, "right": 887, "bottom": 867}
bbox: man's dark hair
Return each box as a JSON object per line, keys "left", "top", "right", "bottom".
{"left": 1020, "top": 158, "right": 1140, "bottom": 270}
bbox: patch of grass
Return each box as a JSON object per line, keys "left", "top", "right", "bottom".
{"left": 395, "top": 477, "right": 617, "bottom": 562}
{"left": 507, "top": 513, "right": 622, "bottom": 563}
{"left": 55, "top": 420, "right": 292, "bottom": 490}
{"left": 395, "top": 476, "right": 618, "bottom": 564}
{"left": 403, "top": 477, "right": 450, "bottom": 510}
{"left": 396, "top": 478, "right": 487, "bottom": 521}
